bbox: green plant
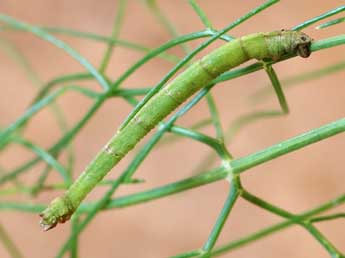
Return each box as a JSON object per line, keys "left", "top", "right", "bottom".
{"left": 0, "top": 1, "right": 344, "bottom": 257}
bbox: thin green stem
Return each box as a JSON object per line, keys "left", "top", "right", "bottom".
{"left": 11, "top": 137, "right": 71, "bottom": 184}
{"left": 231, "top": 118, "right": 345, "bottom": 175}
{"left": 0, "top": 86, "right": 99, "bottom": 150}
{"left": 0, "top": 37, "right": 75, "bottom": 171}
{"left": 190, "top": 110, "right": 288, "bottom": 177}
{"left": 317, "top": 17, "right": 345, "bottom": 29}
{"left": 47, "top": 27, "right": 181, "bottom": 63}
{"left": 226, "top": 111, "right": 283, "bottom": 141}
{"left": 103, "top": 167, "right": 228, "bottom": 210}
{"left": 0, "top": 15, "right": 110, "bottom": 91}
{"left": 99, "top": 0, "right": 127, "bottom": 73}
{"left": 201, "top": 180, "right": 240, "bottom": 256}
{"left": 188, "top": 0, "right": 213, "bottom": 29}
{"left": 0, "top": 25, "right": 181, "bottom": 62}
{"left": 210, "top": 220, "right": 291, "bottom": 257}
{"left": 30, "top": 165, "right": 54, "bottom": 197}
{"left": 70, "top": 215, "right": 79, "bottom": 258}
{"left": 187, "top": 1, "right": 234, "bottom": 42}
{"left": 174, "top": 193, "right": 345, "bottom": 257}
{"left": 205, "top": 94, "right": 224, "bottom": 141}
{"left": 302, "top": 222, "right": 343, "bottom": 257}
{"left": 310, "top": 35, "right": 345, "bottom": 52}
{"left": 263, "top": 63, "right": 289, "bottom": 113}
{"left": 0, "top": 96, "right": 105, "bottom": 185}
{"left": 31, "top": 72, "right": 96, "bottom": 104}
{"left": 168, "top": 125, "right": 224, "bottom": 155}
{"left": 240, "top": 189, "right": 294, "bottom": 218}
{"left": 241, "top": 189, "right": 343, "bottom": 257}
{"left": 146, "top": 0, "right": 191, "bottom": 53}
{"left": 292, "top": 5, "right": 345, "bottom": 30}
{"left": 251, "top": 61, "right": 345, "bottom": 103}
{"left": 157, "top": 118, "right": 213, "bottom": 147}
{"left": 311, "top": 213, "right": 345, "bottom": 223}
{"left": 0, "top": 223, "right": 24, "bottom": 258}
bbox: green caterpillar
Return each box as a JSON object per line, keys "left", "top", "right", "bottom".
{"left": 40, "top": 30, "right": 312, "bottom": 230}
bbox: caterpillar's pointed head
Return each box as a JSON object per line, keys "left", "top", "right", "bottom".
{"left": 293, "top": 31, "right": 313, "bottom": 58}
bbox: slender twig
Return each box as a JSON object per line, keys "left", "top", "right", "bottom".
{"left": 0, "top": 223, "right": 24, "bottom": 258}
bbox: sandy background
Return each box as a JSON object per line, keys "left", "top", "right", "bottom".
{"left": 0, "top": 0, "right": 344, "bottom": 257}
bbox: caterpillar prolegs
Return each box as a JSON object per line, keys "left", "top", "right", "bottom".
{"left": 40, "top": 30, "right": 312, "bottom": 230}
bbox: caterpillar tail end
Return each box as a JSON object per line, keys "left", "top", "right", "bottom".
{"left": 39, "top": 195, "right": 75, "bottom": 231}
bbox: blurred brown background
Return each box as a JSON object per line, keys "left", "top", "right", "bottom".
{"left": 0, "top": 0, "right": 344, "bottom": 257}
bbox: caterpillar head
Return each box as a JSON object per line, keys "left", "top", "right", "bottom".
{"left": 293, "top": 31, "right": 313, "bottom": 58}
{"left": 266, "top": 30, "right": 313, "bottom": 60}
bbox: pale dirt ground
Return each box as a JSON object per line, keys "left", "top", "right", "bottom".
{"left": 0, "top": 1, "right": 344, "bottom": 258}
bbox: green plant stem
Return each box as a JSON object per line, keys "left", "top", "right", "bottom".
{"left": 0, "top": 15, "right": 110, "bottom": 91}
{"left": 11, "top": 137, "right": 71, "bottom": 184}
{"left": 263, "top": 63, "right": 289, "bottom": 113}
{"left": 205, "top": 94, "right": 224, "bottom": 141}
{"left": 0, "top": 96, "right": 105, "bottom": 185}
{"left": 240, "top": 189, "right": 343, "bottom": 256}
{"left": 231, "top": 118, "right": 345, "bottom": 174}
{"left": 227, "top": 111, "right": 283, "bottom": 141}
{"left": 0, "top": 223, "right": 24, "bottom": 258}
{"left": 106, "top": 167, "right": 227, "bottom": 209}
{"left": 251, "top": 61, "right": 345, "bottom": 103}
{"left": 70, "top": 215, "right": 79, "bottom": 258}
{"left": 0, "top": 25, "right": 181, "bottom": 62}
{"left": 146, "top": 0, "right": 191, "bottom": 53}
{"left": 303, "top": 223, "right": 343, "bottom": 257}
{"left": 0, "top": 86, "right": 98, "bottom": 152}
{"left": 311, "top": 213, "right": 345, "bottom": 223}
{"left": 30, "top": 165, "right": 52, "bottom": 196}
{"left": 188, "top": 0, "right": 213, "bottom": 29}
{"left": 311, "top": 34, "right": 345, "bottom": 52}
{"left": 168, "top": 125, "right": 224, "bottom": 156}
{"left": 0, "top": 37, "right": 75, "bottom": 180}
{"left": 173, "top": 193, "right": 345, "bottom": 258}
{"left": 292, "top": 5, "right": 345, "bottom": 30}
{"left": 99, "top": 0, "right": 127, "bottom": 73}
{"left": 201, "top": 179, "right": 240, "bottom": 256}
{"left": 32, "top": 72, "right": 96, "bottom": 103}
{"left": 157, "top": 118, "right": 213, "bottom": 147}
{"left": 317, "top": 16, "right": 345, "bottom": 29}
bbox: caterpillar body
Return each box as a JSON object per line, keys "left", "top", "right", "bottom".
{"left": 40, "top": 30, "right": 312, "bottom": 230}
